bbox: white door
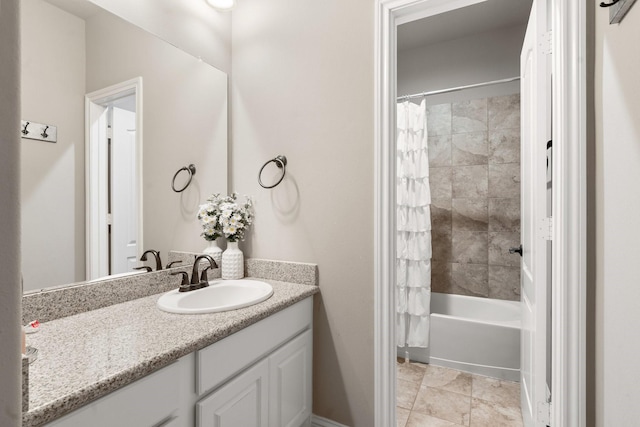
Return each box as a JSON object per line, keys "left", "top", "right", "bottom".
{"left": 110, "top": 105, "right": 138, "bottom": 274}
{"left": 520, "top": 0, "right": 551, "bottom": 425}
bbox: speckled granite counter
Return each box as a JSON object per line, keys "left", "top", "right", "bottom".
{"left": 23, "top": 278, "right": 319, "bottom": 426}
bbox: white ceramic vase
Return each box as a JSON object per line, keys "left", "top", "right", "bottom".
{"left": 221, "top": 241, "right": 244, "bottom": 279}
{"left": 203, "top": 239, "right": 223, "bottom": 269}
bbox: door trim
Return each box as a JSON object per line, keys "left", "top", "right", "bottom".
{"left": 85, "top": 77, "right": 144, "bottom": 280}
{"left": 373, "top": 1, "right": 587, "bottom": 426}
{"left": 550, "top": 1, "right": 588, "bottom": 425}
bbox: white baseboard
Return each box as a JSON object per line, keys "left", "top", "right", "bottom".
{"left": 311, "top": 414, "right": 350, "bottom": 427}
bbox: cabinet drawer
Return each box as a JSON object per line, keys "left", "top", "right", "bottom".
{"left": 196, "top": 298, "right": 312, "bottom": 396}
{"left": 47, "top": 361, "right": 181, "bottom": 427}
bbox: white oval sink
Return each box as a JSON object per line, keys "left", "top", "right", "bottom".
{"left": 157, "top": 279, "right": 274, "bottom": 314}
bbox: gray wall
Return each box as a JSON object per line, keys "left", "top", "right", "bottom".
{"left": 21, "top": 0, "right": 87, "bottom": 290}
{"left": 231, "top": 0, "right": 374, "bottom": 424}
{"left": 426, "top": 95, "right": 521, "bottom": 300}
{"left": 594, "top": 3, "right": 640, "bottom": 425}
{"left": 0, "top": 0, "right": 22, "bottom": 424}
{"left": 398, "top": 24, "right": 526, "bottom": 103}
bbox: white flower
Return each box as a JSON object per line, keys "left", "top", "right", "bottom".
{"left": 200, "top": 193, "right": 254, "bottom": 242}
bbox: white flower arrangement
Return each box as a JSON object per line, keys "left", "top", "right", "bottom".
{"left": 198, "top": 193, "right": 254, "bottom": 243}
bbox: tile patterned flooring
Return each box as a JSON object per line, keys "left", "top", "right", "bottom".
{"left": 396, "top": 360, "right": 523, "bottom": 427}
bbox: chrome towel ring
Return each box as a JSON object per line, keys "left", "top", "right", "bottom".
{"left": 172, "top": 164, "right": 196, "bottom": 192}
{"left": 258, "top": 155, "right": 287, "bottom": 189}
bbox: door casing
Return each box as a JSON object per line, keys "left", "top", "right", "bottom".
{"left": 85, "top": 77, "right": 144, "bottom": 280}
{"left": 373, "top": 0, "right": 587, "bottom": 426}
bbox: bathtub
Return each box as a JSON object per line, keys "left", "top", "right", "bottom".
{"left": 399, "top": 292, "right": 521, "bottom": 382}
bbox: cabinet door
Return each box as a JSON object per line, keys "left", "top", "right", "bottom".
{"left": 197, "top": 359, "right": 269, "bottom": 427}
{"left": 269, "top": 330, "right": 312, "bottom": 427}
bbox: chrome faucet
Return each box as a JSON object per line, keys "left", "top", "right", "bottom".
{"left": 140, "top": 250, "right": 162, "bottom": 271}
{"left": 171, "top": 255, "right": 217, "bottom": 292}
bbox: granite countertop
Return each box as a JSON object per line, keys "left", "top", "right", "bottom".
{"left": 23, "top": 278, "right": 319, "bottom": 427}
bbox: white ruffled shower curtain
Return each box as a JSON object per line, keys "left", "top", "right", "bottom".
{"left": 396, "top": 99, "right": 431, "bottom": 348}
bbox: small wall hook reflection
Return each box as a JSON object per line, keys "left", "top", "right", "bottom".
{"left": 22, "top": 122, "right": 30, "bottom": 135}
{"left": 41, "top": 126, "right": 49, "bottom": 139}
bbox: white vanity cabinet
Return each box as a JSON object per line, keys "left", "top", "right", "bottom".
{"left": 195, "top": 298, "right": 313, "bottom": 427}
{"left": 197, "top": 329, "right": 312, "bottom": 427}
{"left": 44, "top": 298, "right": 313, "bottom": 427}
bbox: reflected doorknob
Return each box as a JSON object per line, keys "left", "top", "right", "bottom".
{"left": 509, "top": 245, "right": 523, "bottom": 257}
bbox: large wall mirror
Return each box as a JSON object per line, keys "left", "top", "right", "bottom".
{"left": 21, "top": 0, "right": 228, "bottom": 293}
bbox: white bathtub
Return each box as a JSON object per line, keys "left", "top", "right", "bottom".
{"left": 400, "top": 292, "right": 521, "bottom": 382}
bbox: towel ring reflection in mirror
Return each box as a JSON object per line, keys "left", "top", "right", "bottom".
{"left": 258, "top": 155, "right": 287, "bottom": 189}
{"left": 172, "top": 164, "right": 196, "bottom": 192}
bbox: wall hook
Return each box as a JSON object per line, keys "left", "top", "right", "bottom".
{"left": 20, "top": 120, "right": 57, "bottom": 143}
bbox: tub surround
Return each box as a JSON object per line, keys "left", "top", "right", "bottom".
{"left": 428, "top": 94, "right": 522, "bottom": 301}
{"left": 21, "top": 258, "right": 319, "bottom": 426}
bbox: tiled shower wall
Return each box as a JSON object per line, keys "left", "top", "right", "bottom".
{"left": 428, "top": 94, "right": 521, "bottom": 301}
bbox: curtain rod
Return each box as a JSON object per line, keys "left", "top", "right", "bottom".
{"left": 397, "top": 76, "right": 521, "bottom": 101}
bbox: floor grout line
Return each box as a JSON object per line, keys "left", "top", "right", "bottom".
{"left": 397, "top": 361, "right": 523, "bottom": 427}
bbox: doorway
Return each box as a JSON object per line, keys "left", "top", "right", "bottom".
{"left": 85, "top": 78, "right": 143, "bottom": 280}
{"left": 374, "top": 1, "right": 587, "bottom": 426}
{"left": 395, "top": 1, "right": 531, "bottom": 424}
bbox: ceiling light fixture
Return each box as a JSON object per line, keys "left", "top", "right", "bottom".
{"left": 205, "top": 0, "right": 235, "bottom": 11}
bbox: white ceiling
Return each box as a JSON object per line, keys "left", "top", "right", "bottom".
{"left": 398, "top": 0, "right": 533, "bottom": 52}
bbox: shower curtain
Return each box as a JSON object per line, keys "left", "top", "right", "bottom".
{"left": 396, "top": 99, "right": 431, "bottom": 348}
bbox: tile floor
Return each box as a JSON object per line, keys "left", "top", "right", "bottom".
{"left": 396, "top": 359, "right": 523, "bottom": 427}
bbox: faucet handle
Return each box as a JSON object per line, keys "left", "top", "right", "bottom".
{"left": 166, "top": 260, "right": 182, "bottom": 268}
{"left": 200, "top": 265, "right": 213, "bottom": 283}
{"left": 133, "top": 266, "right": 152, "bottom": 273}
{"left": 171, "top": 271, "right": 191, "bottom": 292}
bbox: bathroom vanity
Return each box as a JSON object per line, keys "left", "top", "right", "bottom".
{"left": 22, "top": 261, "right": 319, "bottom": 427}
{"left": 46, "top": 299, "right": 312, "bottom": 427}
